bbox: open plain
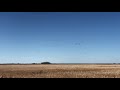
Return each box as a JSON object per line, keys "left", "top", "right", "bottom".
{"left": 0, "top": 64, "right": 120, "bottom": 78}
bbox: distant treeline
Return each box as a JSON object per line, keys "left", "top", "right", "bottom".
{"left": 0, "top": 62, "right": 52, "bottom": 65}
{"left": 0, "top": 63, "right": 120, "bottom": 65}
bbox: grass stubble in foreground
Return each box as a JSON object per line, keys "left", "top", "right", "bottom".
{"left": 0, "top": 64, "right": 120, "bottom": 78}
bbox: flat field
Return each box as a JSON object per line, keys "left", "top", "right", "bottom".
{"left": 0, "top": 64, "right": 120, "bottom": 78}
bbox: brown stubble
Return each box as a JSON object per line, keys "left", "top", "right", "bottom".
{"left": 0, "top": 64, "right": 120, "bottom": 78}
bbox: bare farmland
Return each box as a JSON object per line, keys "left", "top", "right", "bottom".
{"left": 0, "top": 64, "right": 120, "bottom": 78}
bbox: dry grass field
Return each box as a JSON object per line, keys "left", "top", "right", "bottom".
{"left": 0, "top": 64, "right": 120, "bottom": 78}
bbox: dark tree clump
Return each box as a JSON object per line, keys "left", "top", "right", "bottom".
{"left": 41, "top": 62, "right": 51, "bottom": 64}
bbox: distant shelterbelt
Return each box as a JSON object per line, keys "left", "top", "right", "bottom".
{"left": 0, "top": 63, "right": 120, "bottom": 65}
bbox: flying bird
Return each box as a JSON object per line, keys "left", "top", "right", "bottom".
{"left": 75, "top": 43, "right": 81, "bottom": 45}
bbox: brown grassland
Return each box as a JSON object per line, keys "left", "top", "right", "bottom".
{"left": 0, "top": 64, "right": 120, "bottom": 78}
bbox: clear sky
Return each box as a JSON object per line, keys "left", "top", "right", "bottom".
{"left": 0, "top": 12, "right": 120, "bottom": 63}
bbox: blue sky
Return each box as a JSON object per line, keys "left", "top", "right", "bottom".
{"left": 0, "top": 12, "right": 120, "bottom": 63}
